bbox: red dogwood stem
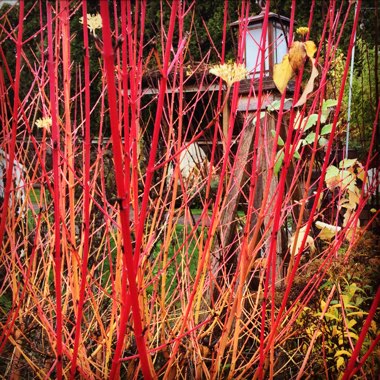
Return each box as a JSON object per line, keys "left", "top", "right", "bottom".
{"left": 342, "top": 286, "right": 380, "bottom": 380}
{"left": 0, "top": 0, "right": 24, "bottom": 272}
{"left": 70, "top": 1, "right": 92, "bottom": 377}
{"left": 47, "top": 3, "right": 63, "bottom": 379}
{"left": 100, "top": 1, "right": 154, "bottom": 378}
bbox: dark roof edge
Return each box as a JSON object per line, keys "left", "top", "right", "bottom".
{"left": 230, "top": 12, "right": 291, "bottom": 27}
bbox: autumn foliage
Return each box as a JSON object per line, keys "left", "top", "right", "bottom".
{"left": 0, "top": 1, "right": 379, "bottom": 379}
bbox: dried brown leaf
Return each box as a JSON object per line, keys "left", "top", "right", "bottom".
{"left": 295, "top": 57, "right": 319, "bottom": 107}
{"left": 289, "top": 41, "right": 307, "bottom": 71}
{"left": 289, "top": 225, "right": 316, "bottom": 256}
{"left": 343, "top": 209, "right": 360, "bottom": 242}
{"left": 348, "top": 189, "right": 360, "bottom": 206}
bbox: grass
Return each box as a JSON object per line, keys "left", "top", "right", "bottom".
{"left": 146, "top": 224, "right": 206, "bottom": 299}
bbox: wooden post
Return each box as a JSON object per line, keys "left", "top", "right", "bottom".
{"left": 212, "top": 113, "right": 284, "bottom": 292}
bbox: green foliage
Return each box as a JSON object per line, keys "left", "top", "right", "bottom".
{"left": 344, "top": 39, "right": 379, "bottom": 150}
{"left": 296, "top": 278, "right": 378, "bottom": 378}
{"left": 327, "top": 38, "right": 379, "bottom": 152}
{"left": 144, "top": 1, "right": 254, "bottom": 63}
{"left": 282, "top": 231, "right": 380, "bottom": 378}
{"left": 274, "top": 149, "right": 284, "bottom": 175}
{"left": 271, "top": 98, "right": 337, "bottom": 174}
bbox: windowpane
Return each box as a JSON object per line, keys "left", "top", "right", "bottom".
{"left": 246, "top": 26, "right": 269, "bottom": 77}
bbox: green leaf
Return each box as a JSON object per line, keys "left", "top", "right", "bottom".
{"left": 326, "top": 165, "right": 340, "bottom": 180}
{"left": 319, "top": 137, "right": 329, "bottom": 147}
{"left": 323, "top": 312, "right": 339, "bottom": 320}
{"left": 322, "top": 99, "right": 338, "bottom": 110}
{"left": 321, "top": 99, "right": 338, "bottom": 123}
{"left": 252, "top": 111, "right": 266, "bottom": 124}
{"left": 340, "top": 170, "right": 355, "bottom": 189}
{"left": 321, "top": 123, "right": 333, "bottom": 135}
{"left": 355, "top": 297, "right": 363, "bottom": 306}
{"left": 339, "top": 158, "right": 358, "bottom": 169}
{"left": 267, "top": 98, "right": 292, "bottom": 111}
{"left": 291, "top": 142, "right": 301, "bottom": 159}
{"left": 210, "top": 179, "right": 219, "bottom": 189}
{"left": 267, "top": 100, "right": 281, "bottom": 111}
{"left": 271, "top": 130, "right": 285, "bottom": 146}
{"left": 293, "top": 150, "right": 301, "bottom": 159}
{"left": 303, "top": 114, "right": 318, "bottom": 132}
{"left": 274, "top": 150, "right": 284, "bottom": 175}
{"left": 348, "top": 283, "right": 358, "bottom": 296}
{"left": 303, "top": 132, "right": 316, "bottom": 145}
{"left": 342, "top": 294, "right": 351, "bottom": 306}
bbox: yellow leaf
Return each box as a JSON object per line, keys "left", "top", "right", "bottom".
{"left": 293, "top": 110, "right": 302, "bottom": 129}
{"left": 273, "top": 54, "right": 294, "bottom": 94}
{"left": 343, "top": 209, "right": 359, "bottom": 229}
{"left": 294, "top": 57, "right": 319, "bottom": 107}
{"left": 289, "top": 224, "right": 316, "bottom": 256}
{"left": 342, "top": 294, "right": 351, "bottom": 306}
{"left": 305, "top": 40, "right": 317, "bottom": 58}
{"left": 289, "top": 41, "right": 307, "bottom": 71}
{"left": 347, "top": 311, "right": 368, "bottom": 317}
{"left": 347, "top": 319, "right": 357, "bottom": 329}
{"left": 348, "top": 283, "right": 358, "bottom": 296}
{"left": 357, "top": 167, "right": 366, "bottom": 182}
{"left": 340, "top": 198, "right": 356, "bottom": 210}
{"left": 209, "top": 62, "right": 248, "bottom": 87}
{"left": 344, "top": 304, "right": 360, "bottom": 309}
{"left": 340, "top": 170, "right": 355, "bottom": 190}
{"left": 345, "top": 226, "right": 360, "bottom": 243}
{"left": 315, "top": 221, "right": 341, "bottom": 241}
{"left": 344, "top": 331, "right": 359, "bottom": 340}
{"left": 339, "top": 158, "right": 358, "bottom": 169}
{"left": 325, "top": 165, "right": 340, "bottom": 189}
{"left": 348, "top": 189, "right": 360, "bottom": 206}
{"left": 325, "top": 165, "right": 339, "bottom": 179}
{"left": 343, "top": 209, "right": 351, "bottom": 228}
{"left": 336, "top": 356, "right": 345, "bottom": 370}
{"left": 343, "top": 209, "right": 360, "bottom": 242}
{"left": 325, "top": 176, "right": 340, "bottom": 189}
{"left": 324, "top": 312, "right": 339, "bottom": 320}
{"left": 314, "top": 191, "right": 323, "bottom": 211}
{"left": 334, "top": 350, "right": 352, "bottom": 357}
